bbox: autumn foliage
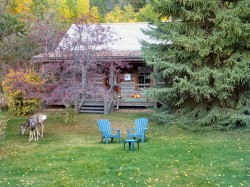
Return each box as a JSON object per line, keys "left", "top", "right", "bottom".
{"left": 2, "top": 69, "right": 43, "bottom": 116}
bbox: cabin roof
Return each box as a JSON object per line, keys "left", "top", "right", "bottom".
{"left": 32, "top": 22, "right": 169, "bottom": 62}
{"left": 58, "top": 22, "right": 160, "bottom": 51}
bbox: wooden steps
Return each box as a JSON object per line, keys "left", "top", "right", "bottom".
{"left": 78, "top": 100, "right": 105, "bottom": 114}
{"left": 76, "top": 98, "right": 157, "bottom": 114}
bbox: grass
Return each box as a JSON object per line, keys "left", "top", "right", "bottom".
{"left": 0, "top": 109, "right": 250, "bottom": 187}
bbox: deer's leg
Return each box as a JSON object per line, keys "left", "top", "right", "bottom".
{"left": 41, "top": 123, "right": 44, "bottom": 138}
{"left": 36, "top": 127, "right": 39, "bottom": 140}
{"left": 33, "top": 130, "right": 36, "bottom": 141}
{"left": 29, "top": 130, "right": 33, "bottom": 142}
{"left": 37, "top": 126, "right": 41, "bottom": 137}
{"left": 29, "top": 131, "right": 32, "bottom": 142}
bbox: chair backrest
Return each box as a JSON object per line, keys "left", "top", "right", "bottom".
{"left": 97, "top": 119, "right": 112, "bottom": 134}
{"left": 135, "top": 118, "right": 148, "bottom": 134}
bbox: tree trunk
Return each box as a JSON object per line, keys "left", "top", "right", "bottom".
{"left": 82, "top": 67, "right": 88, "bottom": 88}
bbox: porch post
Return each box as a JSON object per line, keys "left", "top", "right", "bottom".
{"left": 104, "top": 99, "right": 108, "bottom": 114}
{"left": 111, "top": 62, "right": 114, "bottom": 100}
{"left": 75, "top": 97, "right": 79, "bottom": 113}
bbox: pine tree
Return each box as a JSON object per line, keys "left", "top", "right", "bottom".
{"left": 143, "top": 0, "right": 250, "bottom": 129}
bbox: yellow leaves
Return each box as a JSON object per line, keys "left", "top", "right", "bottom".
{"left": 2, "top": 69, "right": 42, "bottom": 115}
{"left": 2, "top": 69, "right": 42, "bottom": 94}
{"left": 77, "top": 0, "right": 90, "bottom": 15}
{"left": 8, "top": 0, "right": 33, "bottom": 15}
{"left": 105, "top": 5, "right": 135, "bottom": 23}
{"left": 58, "top": 0, "right": 92, "bottom": 22}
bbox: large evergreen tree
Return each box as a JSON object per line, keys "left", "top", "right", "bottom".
{"left": 143, "top": 0, "right": 250, "bottom": 129}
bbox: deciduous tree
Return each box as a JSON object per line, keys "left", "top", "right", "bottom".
{"left": 35, "top": 14, "right": 129, "bottom": 107}
{"left": 105, "top": 5, "right": 135, "bottom": 23}
{"left": 2, "top": 68, "right": 43, "bottom": 115}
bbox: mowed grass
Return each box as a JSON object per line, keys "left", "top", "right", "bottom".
{"left": 0, "top": 110, "right": 249, "bottom": 187}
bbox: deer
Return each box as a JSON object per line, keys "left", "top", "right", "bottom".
{"left": 20, "top": 113, "right": 47, "bottom": 141}
{"left": 20, "top": 118, "right": 40, "bottom": 141}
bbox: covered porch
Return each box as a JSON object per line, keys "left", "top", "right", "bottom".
{"left": 75, "top": 60, "right": 158, "bottom": 114}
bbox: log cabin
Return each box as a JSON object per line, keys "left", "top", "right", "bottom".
{"left": 32, "top": 23, "right": 168, "bottom": 114}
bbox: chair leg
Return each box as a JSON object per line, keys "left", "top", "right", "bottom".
{"left": 111, "top": 138, "right": 114, "bottom": 142}
{"left": 132, "top": 142, "right": 135, "bottom": 152}
{"left": 105, "top": 138, "right": 108, "bottom": 144}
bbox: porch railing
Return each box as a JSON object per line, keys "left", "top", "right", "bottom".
{"left": 114, "top": 83, "right": 152, "bottom": 99}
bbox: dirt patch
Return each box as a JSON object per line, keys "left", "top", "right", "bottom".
{"left": 40, "top": 109, "right": 66, "bottom": 115}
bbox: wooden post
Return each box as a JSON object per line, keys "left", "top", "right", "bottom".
{"left": 104, "top": 99, "right": 108, "bottom": 114}
{"left": 135, "top": 65, "right": 138, "bottom": 91}
{"left": 117, "top": 76, "right": 121, "bottom": 96}
{"left": 75, "top": 97, "right": 79, "bottom": 113}
{"left": 111, "top": 62, "right": 115, "bottom": 100}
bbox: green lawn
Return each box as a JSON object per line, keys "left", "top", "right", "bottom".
{"left": 0, "top": 110, "right": 249, "bottom": 187}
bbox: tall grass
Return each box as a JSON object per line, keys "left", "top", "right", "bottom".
{"left": 0, "top": 110, "right": 249, "bottom": 186}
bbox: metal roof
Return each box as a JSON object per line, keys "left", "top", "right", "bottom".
{"left": 33, "top": 22, "right": 169, "bottom": 61}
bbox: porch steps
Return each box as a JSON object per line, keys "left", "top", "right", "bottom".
{"left": 78, "top": 100, "right": 105, "bottom": 114}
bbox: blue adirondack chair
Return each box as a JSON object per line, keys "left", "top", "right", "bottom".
{"left": 127, "top": 118, "right": 148, "bottom": 143}
{"left": 97, "top": 119, "right": 121, "bottom": 144}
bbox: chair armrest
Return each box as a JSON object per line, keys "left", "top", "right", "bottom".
{"left": 111, "top": 128, "right": 120, "bottom": 131}
{"left": 111, "top": 128, "right": 120, "bottom": 132}
{"left": 127, "top": 128, "right": 135, "bottom": 131}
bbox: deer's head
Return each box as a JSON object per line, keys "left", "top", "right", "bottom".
{"left": 20, "top": 123, "right": 29, "bottom": 135}
{"left": 28, "top": 118, "right": 37, "bottom": 130}
{"left": 20, "top": 118, "right": 37, "bottom": 135}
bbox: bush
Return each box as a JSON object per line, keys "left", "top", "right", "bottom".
{"left": 65, "top": 106, "right": 75, "bottom": 125}
{"left": 2, "top": 69, "right": 43, "bottom": 116}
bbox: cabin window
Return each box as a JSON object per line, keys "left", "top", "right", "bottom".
{"left": 138, "top": 66, "right": 151, "bottom": 88}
